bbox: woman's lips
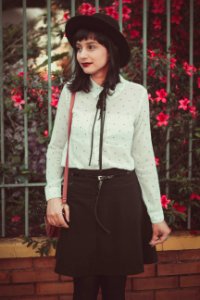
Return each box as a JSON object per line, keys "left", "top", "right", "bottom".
{"left": 81, "top": 63, "right": 92, "bottom": 68}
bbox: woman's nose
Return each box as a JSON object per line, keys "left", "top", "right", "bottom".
{"left": 78, "top": 48, "right": 88, "bottom": 59}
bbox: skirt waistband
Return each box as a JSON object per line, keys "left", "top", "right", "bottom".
{"left": 69, "top": 168, "right": 134, "bottom": 180}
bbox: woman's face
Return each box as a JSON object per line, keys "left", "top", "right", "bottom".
{"left": 76, "top": 38, "right": 109, "bottom": 85}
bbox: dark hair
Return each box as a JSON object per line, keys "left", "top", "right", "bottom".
{"left": 68, "top": 29, "right": 120, "bottom": 96}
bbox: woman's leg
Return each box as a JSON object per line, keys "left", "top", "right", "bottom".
{"left": 73, "top": 276, "right": 100, "bottom": 300}
{"left": 100, "top": 275, "right": 127, "bottom": 300}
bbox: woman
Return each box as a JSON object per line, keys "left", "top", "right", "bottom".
{"left": 45, "top": 13, "right": 171, "bottom": 300}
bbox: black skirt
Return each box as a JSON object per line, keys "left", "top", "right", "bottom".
{"left": 55, "top": 168, "right": 157, "bottom": 276}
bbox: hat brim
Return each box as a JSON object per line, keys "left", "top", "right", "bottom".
{"left": 65, "top": 15, "right": 130, "bottom": 67}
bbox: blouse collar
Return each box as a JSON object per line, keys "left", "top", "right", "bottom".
{"left": 90, "top": 74, "right": 126, "bottom": 98}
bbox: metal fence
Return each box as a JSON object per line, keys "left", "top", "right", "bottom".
{"left": 0, "top": 0, "right": 196, "bottom": 236}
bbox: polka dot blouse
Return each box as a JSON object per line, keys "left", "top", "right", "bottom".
{"left": 45, "top": 75, "right": 164, "bottom": 224}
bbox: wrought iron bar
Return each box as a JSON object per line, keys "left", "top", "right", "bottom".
{"left": 118, "top": 0, "right": 123, "bottom": 33}
{"left": 142, "top": 0, "right": 147, "bottom": 87}
{"left": 23, "top": 0, "right": 29, "bottom": 236}
{"left": 0, "top": 183, "right": 46, "bottom": 188}
{"left": 0, "top": 175, "right": 199, "bottom": 189}
{"left": 165, "top": 0, "right": 171, "bottom": 196}
{"left": 71, "top": 0, "right": 75, "bottom": 17}
{"left": 47, "top": 0, "right": 52, "bottom": 134}
{"left": 95, "top": 0, "right": 99, "bottom": 13}
{"left": 0, "top": 0, "right": 5, "bottom": 237}
{"left": 187, "top": 0, "right": 194, "bottom": 230}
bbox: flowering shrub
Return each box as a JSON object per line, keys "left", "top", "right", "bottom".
{"left": 1, "top": 0, "right": 200, "bottom": 243}
{"left": 124, "top": 44, "right": 200, "bottom": 230}
{"left": 3, "top": 68, "right": 64, "bottom": 236}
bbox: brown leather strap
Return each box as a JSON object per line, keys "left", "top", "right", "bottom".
{"left": 62, "top": 93, "right": 76, "bottom": 204}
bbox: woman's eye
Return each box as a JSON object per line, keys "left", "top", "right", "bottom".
{"left": 88, "top": 44, "right": 95, "bottom": 50}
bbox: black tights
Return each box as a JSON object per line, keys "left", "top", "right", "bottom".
{"left": 73, "top": 275, "right": 127, "bottom": 300}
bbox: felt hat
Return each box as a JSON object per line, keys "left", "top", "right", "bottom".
{"left": 65, "top": 13, "right": 130, "bottom": 67}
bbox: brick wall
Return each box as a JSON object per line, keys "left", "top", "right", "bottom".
{"left": 0, "top": 250, "right": 200, "bottom": 300}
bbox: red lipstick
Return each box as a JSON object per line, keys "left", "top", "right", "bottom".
{"left": 81, "top": 63, "right": 92, "bottom": 68}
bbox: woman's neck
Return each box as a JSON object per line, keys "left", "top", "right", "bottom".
{"left": 91, "top": 73, "right": 106, "bottom": 86}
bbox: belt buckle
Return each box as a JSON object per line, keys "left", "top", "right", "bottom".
{"left": 98, "top": 175, "right": 105, "bottom": 181}
{"left": 97, "top": 175, "right": 114, "bottom": 181}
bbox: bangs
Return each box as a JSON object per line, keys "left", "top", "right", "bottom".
{"left": 72, "top": 29, "right": 97, "bottom": 47}
{"left": 72, "top": 29, "right": 110, "bottom": 50}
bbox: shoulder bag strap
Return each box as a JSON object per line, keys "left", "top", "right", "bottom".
{"left": 62, "top": 92, "right": 76, "bottom": 204}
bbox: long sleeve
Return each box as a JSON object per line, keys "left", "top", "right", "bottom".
{"left": 45, "top": 85, "right": 71, "bottom": 200}
{"left": 131, "top": 87, "right": 164, "bottom": 224}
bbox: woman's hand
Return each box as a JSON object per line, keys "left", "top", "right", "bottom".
{"left": 149, "top": 220, "right": 171, "bottom": 246}
{"left": 46, "top": 198, "right": 70, "bottom": 228}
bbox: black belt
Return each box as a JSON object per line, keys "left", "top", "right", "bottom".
{"left": 70, "top": 170, "right": 133, "bottom": 180}
{"left": 70, "top": 169, "right": 133, "bottom": 235}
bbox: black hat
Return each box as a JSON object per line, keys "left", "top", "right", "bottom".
{"left": 65, "top": 13, "right": 130, "bottom": 67}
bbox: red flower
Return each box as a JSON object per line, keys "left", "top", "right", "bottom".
{"left": 161, "top": 195, "right": 171, "bottom": 209}
{"left": 170, "top": 57, "right": 177, "bottom": 69}
{"left": 159, "top": 76, "right": 167, "bottom": 83}
{"left": 17, "top": 72, "right": 24, "bottom": 77}
{"left": 122, "top": 5, "right": 132, "bottom": 21}
{"left": 182, "top": 139, "right": 188, "bottom": 145}
{"left": 155, "top": 157, "right": 160, "bottom": 166}
{"left": 147, "top": 66, "right": 156, "bottom": 77}
{"left": 148, "top": 93, "right": 154, "bottom": 102}
{"left": 148, "top": 49, "right": 156, "bottom": 58}
{"left": 11, "top": 91, "right": 25, "bottom": 110}
{"left": 156, "top": 112, "right": 169, "bottom": 127}
{"left": 173, "top": 203, "right": 187, "bottom": 213}
{"left": 155, "top": 88, "right": 168, "bottom": 103}
{"left": 43, "top": 130, "right": 49, "bottom": 137}
{"left": 11, "top": 215, "right": 21, "bottom": 223}
{"left": 171, "top": 73, "right": 176, "bottom": 79}
{"left": 78, "top": 3, "right": 96, "bottom": 15}
{"left": 105, "top": 6, "right": 118, "bottom": 20}
{"left": 172, "top": 0, "right": 184, "bottom": 10}
{"left": 151, "top": 0, "right": 165, "bottom": 14}
{"left": 63, "top": 11, "right": 70, "bottom": 21}
{"left": 51, "top": 98, "right": 58, "bottom": 108}
{"left": 189, "top": 106, "right": 198, "bottom": 119}
{"left": 51, "top": 86, "right": 60, "bottom": 108}
{"left": 130, "top": 29, "right": 140, "bottom": 39}
{"left": 171, "top": 14, "right": 182, "bottom": 25}
{"left": 51, "top": 86, "right": 60, "bottom": 94}
{"left": 153, "top": 17, "right": 162, "bottom": 30}
{"left": 190, "top": 193, "right": 200, "bottom": 201}
{"left": 178, "top": 97, "right": 190, "bottom": 110}
{"left": 183, "top": 62, "right": 197, "bottom": 76}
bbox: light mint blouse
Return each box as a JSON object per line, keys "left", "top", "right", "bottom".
{"left": 45, "top": 75, "right": 164, "bottom": 224}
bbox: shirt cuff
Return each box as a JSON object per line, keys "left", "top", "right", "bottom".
{"left": 45, "top": 186, "right": 62, "bottom": 201}
{"left": 149, "top": 210, "right": 165, "bottom": 224}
